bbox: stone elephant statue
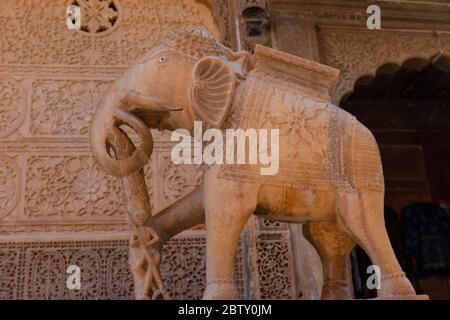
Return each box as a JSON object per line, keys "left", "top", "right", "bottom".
{"left": 90, "top": 27, "right": 423, "bottom": 300}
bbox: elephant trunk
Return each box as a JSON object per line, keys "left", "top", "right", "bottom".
{"left": 90, "top": 101, "right": 153, "bottom": 178}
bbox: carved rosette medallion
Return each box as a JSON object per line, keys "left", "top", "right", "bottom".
{"left": 72, "top": 0, "right": 121, "bottom": 36}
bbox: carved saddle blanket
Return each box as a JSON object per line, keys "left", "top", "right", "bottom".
{"left": 218, "top": 46, "right": 357, "bottom": 191}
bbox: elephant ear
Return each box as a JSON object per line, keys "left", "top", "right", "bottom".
{"left": 190, "top": 56, "right": 236, "bottom": 128}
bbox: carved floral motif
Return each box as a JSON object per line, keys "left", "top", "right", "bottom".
{"left": 0, "top": 0, "right": 296, "bottom": 300}
{"left": 75, "top": 0, "right": 120, "bottom": 34}
{"left": 0, "top": 78, "right": 24, "bottom": 138}
{"left": 0, "top": 238, "right": 244, "bottom": 300}
{"left": 159, "top": 153, "right": 204, "bottom": 209}
{"left": 0, "top": 0, "right": 221, "bottom": 66}
{"left": 25, "top": 156, "right": 126, "bottom": 219}
{"left": 31, "top": 80, "right": 112, "bottom": 136}
{"left": 0, "top": 155, "right": 20, "bottom": 220}
{"left": 263, "top": 90, "right": 328, "bottom": 160}
{"left": 256, "top": 233, "right": 296, "bottom": 299}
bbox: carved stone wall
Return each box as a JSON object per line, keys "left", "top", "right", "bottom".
{"left": 268, "top": 1, "right": 450, "bottom": 104}
{"left": 0, "top": 234, "right": 243, "bottom": 300}
{"left": 0, "top": 0, "right": 297, "bottom": 300}
{"left": 318, "top": 27, "right": 450, "bottom": 104}
{"left": 268, "top": 0, "right": 450, "bottom": 299}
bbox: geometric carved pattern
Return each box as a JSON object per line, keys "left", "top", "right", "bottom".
{"left": 0, "top": 247, "right": 20, "bottom": 300}
{"left": 0, "top": 241, "right": 133, "bottom": 300}
{"left": 161, "top": 235, "right": 245, "bottom": 299}
{"left": 158, "top": 152, "right": 204, "bottom": 210}
{"left": 0, "top": 236, "right": 245, "bottom": 300}
{"left": 255, "top": 232, "right": 296, "bottom": 300}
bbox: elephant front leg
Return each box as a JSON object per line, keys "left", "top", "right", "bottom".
{"left": 203, "top": 168, "right": 258, "bottom": 300}
{"left": 106, "top": 126, "right": 168, "bottom": 300}
{"left": 131, "top": 186, "right": 205, "bottom": 300}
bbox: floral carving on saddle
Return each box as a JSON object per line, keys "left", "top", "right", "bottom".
{"left": 262, "top": 88, "right": 329, "bottom": 162}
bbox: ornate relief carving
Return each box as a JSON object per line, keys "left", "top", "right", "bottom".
{"left": 0, "top": 0, "right": 299, "bottom": 300}
{"left": 14, "top": 241, "right": 133, "bottom": 299}
{"left": 0, "top": 236, "right": 244, "bottom": 300}
{"left": 25, "top": 156, "right": 126, "bottom": 219}
{"left": 0, "top": 154, "right": 20, "bottom": 221}
{"left": 28, "top": 249, "right": 69, "bottom": 299}
{"left": 0, "top": 248, "right": 20, "bottom": 299}
{"left": 31, "top": 80, "right": 112, "bottom": 136}
{"left": 262, "top": 90, "right": 329, "bottom": 161}
{"left": 158, "top": 153, "right": 204, "bottom": 210}
{"left": 318, "top": 28, "right": 445, "bottom": 103}
{"left": 220, "top": 68, "right": 354, "bottom": 191}
{"left": 257, "top": 218, "right": 288, "bottom": 232}
{"left": 256, "top": 233, "right": 296, "bottom": 299}
{"left": 0, "top": 77, "right": 24, "bottom": 138}
{"left": 278, "top": 9, "right": 365, "bottom": 25}
{"left": 72, "top": 0, "right": 121, "bottom": 35}
{"left": 0, "top": 0, "right": 220, "bottom": 66}
{"left": 160, "top": 236, "right": 209, "bottom": 299}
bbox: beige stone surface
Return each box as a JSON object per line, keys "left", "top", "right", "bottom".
{"left": 2, "top": 0, "right": 448, "bottom": 300}
{"left": 0, "top": 0, "right": 298, "bottom": 300}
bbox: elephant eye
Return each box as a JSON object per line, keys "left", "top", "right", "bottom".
{"left": 158, "top": 56, "right": 168, "bottom": 63}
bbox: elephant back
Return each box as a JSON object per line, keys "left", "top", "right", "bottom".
{"left": 219, "top": 46, "right": 359, "bottom": 192}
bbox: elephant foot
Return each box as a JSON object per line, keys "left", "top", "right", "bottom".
{"left": 321, "top": 280, "right": 352, "bottom": 300}
{"left": 377, "top": 272, "right": 426, "bottom": 300}
{"left": 203, "top": 279, "right": 238, "bottom": 300}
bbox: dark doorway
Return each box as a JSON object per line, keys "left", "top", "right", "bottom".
{"left": 341, "top": 55, "right": 450, "bottom": 300}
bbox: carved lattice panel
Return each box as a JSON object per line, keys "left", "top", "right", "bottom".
{"left": 248, "top": 218, "right": 296, "bottom": 300}
{"left": 0, "top": 240, "right": 134, "bottom": 300}
{"left": 0, "top": 234, "right": 245, "bottom": 300}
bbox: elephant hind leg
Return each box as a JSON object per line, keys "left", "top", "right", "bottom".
{"left": 335, "top": 190, "right": 417, "bottom": 299}
{"left": 303, "top": 221, "right": 355, "bottom": 300}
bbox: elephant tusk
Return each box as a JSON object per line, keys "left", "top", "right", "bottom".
{"left": 121, "top": 90, "right": 182, "bottom": 112}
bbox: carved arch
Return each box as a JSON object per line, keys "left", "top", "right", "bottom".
{"left": 317, "top": 28, "right": 450, "bottom": 104}
{"left": 339, "top": 53, "right": 450, "bottom": 105}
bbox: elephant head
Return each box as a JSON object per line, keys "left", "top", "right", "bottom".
{"left": 90, "top": 27, "right": 253, "bottom": 177}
